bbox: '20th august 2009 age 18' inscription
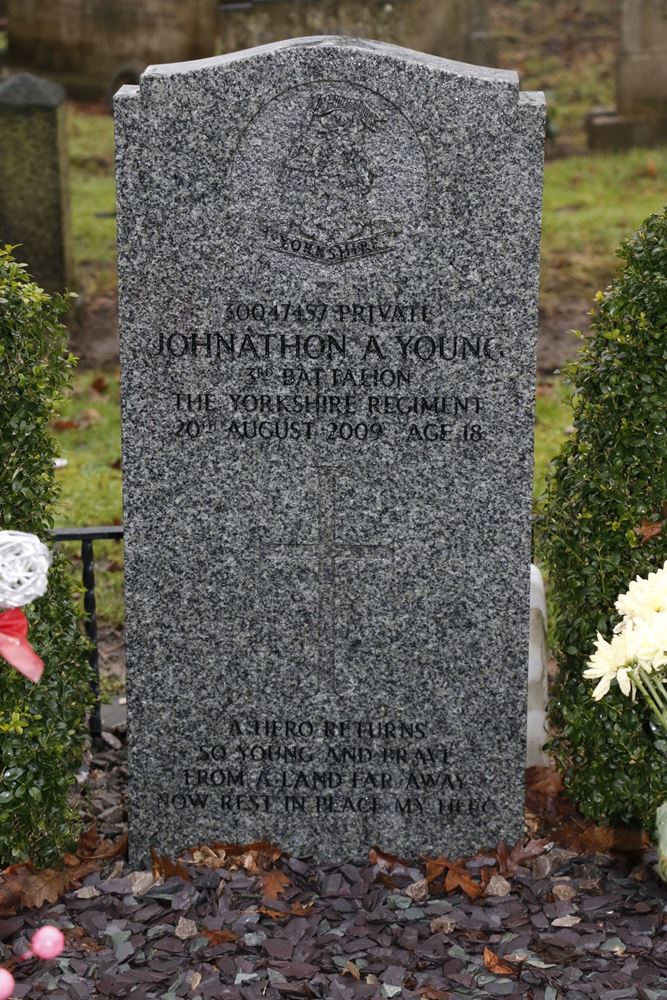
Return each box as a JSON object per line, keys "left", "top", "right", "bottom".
{"left": 154, "top": 299, "right": 500, "bottom": 446}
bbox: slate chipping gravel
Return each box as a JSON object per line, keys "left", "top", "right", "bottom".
{"left": 2, "top": 724, "right": 667, "bottom": 999}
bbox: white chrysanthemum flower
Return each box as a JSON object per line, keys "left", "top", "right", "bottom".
{"left": 0, "top": 531, "right": 51, "bottom": 610}
{"left": 616, "top": 561, "right": 667, "bottom": 622}
{"left": 584, "top": 629, "right": 635, "bottom": 700}
{"left": 628, "top": 610, "right": 667, "bottom": 672}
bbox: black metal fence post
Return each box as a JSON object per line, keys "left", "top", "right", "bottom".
{"left": 51, "top": 526, "right": 124, "bottom": 742}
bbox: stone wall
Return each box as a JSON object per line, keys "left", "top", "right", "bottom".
{"left": 218, "top": 0, "right": 496, "bottom": 66}
{"left": 617, "top": 0, "right": 667, "bottom": 111}
{"left": 7, "top": 0, "right": 218, "bottom": 98}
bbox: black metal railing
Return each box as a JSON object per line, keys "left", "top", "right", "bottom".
{"left": 51, "top": 525, "right": 124, "bottom": 742}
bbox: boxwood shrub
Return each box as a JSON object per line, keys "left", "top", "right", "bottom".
{"left": 537, "top": 208, "right": 667, "bottom": 833}
{"left": 0, "top": 246, "right": 91, "bottom": 865}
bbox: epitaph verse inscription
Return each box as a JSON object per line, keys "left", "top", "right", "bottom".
{"left": 115, "top": 37, "right": 545, "bottom": 863}
{"left": 231, "top": 81, "right": 427, "bottom": 265}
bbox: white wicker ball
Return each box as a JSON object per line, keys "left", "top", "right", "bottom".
{"left": 0, "top": 531, "right": 52, "bottom": 611}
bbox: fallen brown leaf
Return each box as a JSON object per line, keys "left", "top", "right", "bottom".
{"left": 525, "top": 765, "right": 574, "bottom": 826}
{"left": 342, "top": 960, "right": 361, "bottom": 980}
{"left": 289, "top": 900, "right": 314, "bottom": 916}
{"left": 91, "top": 375, "right": 109, "bottom": 393}
{"left": 483, "top": 947, "right": 516, "bottom": 976}
{"left": 0, "top": 859, "right": 98, "bottom": 916}
{"left": 423, "top": 855, "right": 449, "bottom": 884}
{"left": 577, "top": 824, "right": 648, "bottom": 854}
{"left": 64, "top": 926, "right": 104, "bottom": 954}
{"left": 260, "top": 870, "right": 290, "bottom": 901}
{"left": 496, "top": 837, "right": 550, "bottom": 876}
{"left": 150, "top": 848, "right": 191, "bottom": 882}
{"left": 443, "top": 859, "right": 484, "bottom": 899}
{"left": 204, "top": 840, "right": 282, "bottom": 874}
{"left": 201, "top": 928, "right": 238, "bottom": 944}
{"left": 86, "top": 832, "right": 127, "bottom": 862}
{"left": 636, "top": 519, "right": 662, "bottom": 544}
{"left": 368, "top": 846, "right": 411, "bottom": 872}
{"left": 258, "top": 904, "right": 290, "bottom": 921}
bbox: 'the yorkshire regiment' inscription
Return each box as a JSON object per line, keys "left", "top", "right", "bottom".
{"left": 115, "top": 37, "right": 545, "bottom": 864}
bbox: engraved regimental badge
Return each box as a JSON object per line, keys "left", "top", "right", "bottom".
{"left": 230, "top": 82, "right": 427, "bottom": 267}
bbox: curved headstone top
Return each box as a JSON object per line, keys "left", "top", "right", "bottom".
{"left": 0, "top": 72, "right": 66, "bottom": 107}
{"left": 138, "top": 35, "right": 520, "bottom": 88}
{"left": 114, "top": 35, "right": 545, "bottom": 865}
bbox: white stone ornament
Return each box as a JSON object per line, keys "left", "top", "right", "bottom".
{"left": 0, "top": 531, "right": 51, "bottom": 610}
{"left": 527, "top": 564, "right": 551, "bottom": 767}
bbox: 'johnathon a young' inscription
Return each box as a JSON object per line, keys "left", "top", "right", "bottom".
{"left": 115, "top": 37, "right": 545, "bottom": 864}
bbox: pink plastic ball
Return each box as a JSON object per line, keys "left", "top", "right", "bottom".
{"left": 31, "top": 926, "right": 65, "bottom": 960}
{"left": 0, "top": 968, "right": 15, "bottom": 1000}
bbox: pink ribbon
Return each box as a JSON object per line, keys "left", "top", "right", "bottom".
{"left": 0, "top": 608, "right": 44, "bottom": 683}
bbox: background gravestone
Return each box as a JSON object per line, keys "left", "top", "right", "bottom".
{"left": 588, "top": 0, "right": 667, "bottom": 149}
{"left": 115, "top": 37, "right": 545, "bottom": 864}
{"left": 7, "top": 0, "right": 217, "bottom": 99}
{"left": 0, "top": 73, "right": 72, "bottom": 292}
{"left": 218, "top": 0, "right": 496, "bottom": 67}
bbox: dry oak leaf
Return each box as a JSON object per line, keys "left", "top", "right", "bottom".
{"left": 342, "top": 960, "right": 361, "bottom": 980}
{"left": 260, "top": 870, "right": 290, "bottom": 901}
{"left": 77, "top": 824, "right": 127, "bottom": 862}
{"left": 442, "top": 859, "right": 484, "bottom": 899}
{"left": 150, "top": 848, "right": 191, "bottom": 882}
{"left": 419, "top": 990, "right": 451, "bottom": 1000}
{"left": 636, "top": 519, "right": 663, "bottom": 544}
{"left": 201, "top": 928, "right": 238, "bottom": 944}
{"left": 483, "top": 947, "right": 516, "bottom": 976}
{"left": 525, "top": 765, "right": 567, "bottom": 820}
{"left": 258, "top": 904, "right": 291, "bottom": 921}
{"left": 205, "top": 840, "right": 282, "bottom": 874}
{"left": 423, "top": 855, "right": 449, "bottom": 884}
{"left": 289, "top": 900, "right": 315, "bottom": 916}
{"left": 577, "top": 823, "right": 648, "bottom": 854}
{"left": 496, "top": 837, "right": 550, "bottom": 876}
{"left": 190, "top": 844, "right": 228, "bottom": 869}
{"left": 368, "top": 846, "right": 412, "bottom": 872}
{"left": 0, "top": 860, "right": 98, "bottom": 916}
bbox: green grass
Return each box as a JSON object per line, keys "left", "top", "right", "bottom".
{"left": 68, "top": 108, "right": 116, "bottom": 297}
{"left": 493, "top": 0, "right": 618, "bottom": 152}
{"left": 533, "top": 380, "right": 572, "bottom": 500}
{"left": 52, "top": 371, "right": 124, "bottom": 625}
{"left": 542, "top": 150, "right": 667, "bottom": 312}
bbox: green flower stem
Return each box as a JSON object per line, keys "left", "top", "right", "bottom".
{"left": 634, "top": 669, "right": 667, "bottom": 736}
{"left": 642, "top": 671, "right": 667, "bottom": 717}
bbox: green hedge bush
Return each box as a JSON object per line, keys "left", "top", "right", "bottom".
{"left": 537, "top": 208, "right": 667, "bottom": 833}
{"left": 0, "top": 246, "right": 91, "bottom": 866}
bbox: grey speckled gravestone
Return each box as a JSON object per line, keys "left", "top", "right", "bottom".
{"left": 114, "top": 36, "right": 545, "bottom": 864}
{"left": 0, "top": 73, "right": 72, "bottom": 291}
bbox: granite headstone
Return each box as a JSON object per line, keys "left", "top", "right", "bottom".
{"left": 114, "top": 37, "right": 545, "bottom": 864}
{"left": 0, "top": 73, "right": 72, "bottom": 291}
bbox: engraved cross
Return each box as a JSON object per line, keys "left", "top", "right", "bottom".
{"left": 287, "top": 465, "right": 394, "bottom": 692}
